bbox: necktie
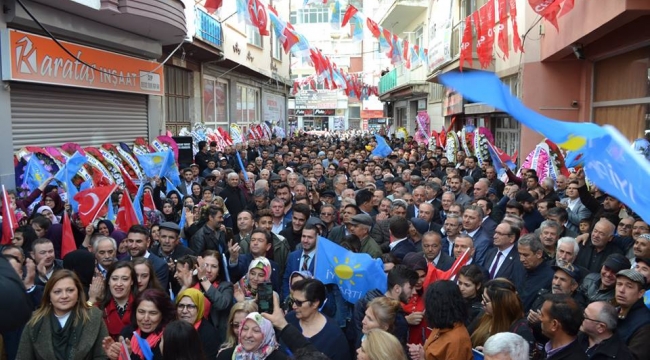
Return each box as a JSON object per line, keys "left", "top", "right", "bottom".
{"left": 489, "top": 252, "right": 502, "bottom": 279}
{"left": 302, "top": 254, "right": 310, "bottom": 271}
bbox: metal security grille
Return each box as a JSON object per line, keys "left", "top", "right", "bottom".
{"left": 11, "top": 83, "right": 148, "bottom": 151}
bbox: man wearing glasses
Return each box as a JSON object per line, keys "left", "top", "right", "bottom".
{"left": 577, "top": 301, "right": 634, "bottom": 359}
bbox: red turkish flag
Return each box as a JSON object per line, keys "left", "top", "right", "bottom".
{"left": 248, "top": 0, "right": 269, "bottom": 36}
{"left": 73, "top": 185, "right": 117, "bottom": 227}
{"left": 61, "top": 212, "right": 77, "bottom": 258}
{"left": 528, "top": 0, "right": 562, "bottom": 31}
{"left": 341, "top": 5, "right": 358, "bottom": 27}
{"left": 497, "top": 0, "right": 509, "bottom": 59}
{"left": 423, "top": 249, "right": 471, "bottom": 287}
{"left": 204, "top": 0, "right": 223, "bottom": 14}
{"left": 366, "top": 18, "right": 382, "bottom": 38}
{"left": 459, "top": 16, "right": 473, "bottom": 71}
{"left": 120, "top": 169, "right": 138, "bottom": 196}
{"left": 1, "top": 186, "right": 18, "bottom": 245}
{"left": 115, "top": 193, "right": 139, "bottom": 232}
{"left": 509, "top": 0, "right": 524, "bottom": 52}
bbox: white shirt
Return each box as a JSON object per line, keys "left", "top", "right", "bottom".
{"left": 466, "top": 228, "right": 480, "bottom": 238}
{"left": 566, "top": 197, "right": 579, "bottom": 212}
{"left": 432, "top": 251, "right": 442, "bottom": 266}
{"left": 55, "top": 312, "right": 71, "bottom": 328}
{"left": 390, "top": 237, "right": 408, "bottom": 251}
{"left": 488, "top": 244, "right": 514, "bottom": 277}
{"left": 272, "top": 219, "right": 284, "bottom": 234}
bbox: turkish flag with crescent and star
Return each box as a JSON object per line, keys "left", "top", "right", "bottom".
{"left": 61, "top": 212, "right": 76, "bottom": 258}
{"left": 73, "top": 185, "right": 117, "bottom": 226}
{"left": 248, "top": 0, "right": 269, "bottom": 36}
{"left": 115, "top": 192, "right": 140, "bottom": 231}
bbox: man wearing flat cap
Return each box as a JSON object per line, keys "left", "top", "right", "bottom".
{"left": 615, "top": 269, "right": 650, "bottom": 359}
{"left": 151, "top": 222, "right": 196, "bottom": 263}
{"left": 348, "top": 214, "right": 382, "bottom": 259}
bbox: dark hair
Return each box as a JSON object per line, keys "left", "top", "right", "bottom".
{"left": 343, "top": 204, "right": 361, "bottom": 215}
{"left": 340, "top": 234, "right": 361, "bottom": 253}
{"left": 528, "top": 175, "right": 539, "bottom": 183}
{"left": 292, "top": 278, "right": 326, "bottom": 307}
{"left": 256, "top": 209, "right": 273, "bottom": 219}
{"left": 387, "top": 265, "right": 418, "bottom": 290}
{"left": 202, "top": 187, "right": 213, "bottom": 195}
{"left": 293, "top": 349, "right": 329, "bottom": 360}
{"left": 355, "top": 189, "right": 373, "bottom": 207}
{"left": 128, "top": 224, "right": 150, "bottom": 238}
{"left": 543, "top": 294, "right": 583, "bottom": 336}
{"left": 30, "top": 237, "right": 53, "bottom": 253}
{"left": 100, "top": 261, "right": 138, "bottom": 309}
{"left": 458, "top": 264, "right": 485, "bottom": 291}
{"left": 547, "top": 207, "right": 569, "bottom": 223}
{"left": 132, "top": 257, "right": 164, "bottom": 292}
{"left": 505, "top": 200, "right": 524, "bottom": 215}
{"left": 425, "top": 280, "right": 468, "bottom": 329}
{"left": 250, "top": 228, "right": 272, "bottom": 245}
{"left": 176, "top": 255, "right": 199, "bottom": 287}
{"left": 292, "top": 203, "right": 311, "bottom": 219}
{"left": 30, "top": 215, "right": 52, "bottom": 231}
{"left": 162, "top": 320, "right": 206, "bottom": 360}
{"left": 389, "top": 217, "right": 409, "bottom": 239}
{"left": 200, "top": 250, "right": 224, "bottom": 282}
{"left": 15, "top": 225, "right": 37, "bottom": 254}
{"left": 381, "top": 253, "right": 399, "bottom": 265}
{"left": 131, "top": 289, "right": 176, "bottom": 333}
{"left": 474, "top": 197, "right": 493, "bottom": 213}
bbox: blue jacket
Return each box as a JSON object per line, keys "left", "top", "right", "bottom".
{"left": 282, "top": 249, "right": 315, "bottom": 299}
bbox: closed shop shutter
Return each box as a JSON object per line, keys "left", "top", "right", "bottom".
{"left": 11, "top": 83, "right": 148, "bottom": 151}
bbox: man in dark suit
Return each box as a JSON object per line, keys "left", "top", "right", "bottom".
{"left": 416, "top": 202, "right": 443, "bottom": 234}
{"left": 463, "top": 156, "right": 483, "bottom": 183}
{"left": 422, "top": 231, "right": 454, "bottom": 271}
{"left": 406, "top": 186, "right": 427, "bottom": 219}
{"left": 462, "top": 205, "right": 493, "bottom": 267}
{"left": 389, "top": 217, "right": 416, "bottom": 261}
{"left": 484, "top": 222, "right": 525, "bottom": 289}
{"left": 474, "top": 197, "right": 498, "bottom": 239}
{"left": 228, "top": 228, "right": 282, "bottom": 293}
{"left": 282, "top": 224, "right": 318, "bottom": 299}
{"left": 125, "top": 225, "right": 169, "bottom": 289}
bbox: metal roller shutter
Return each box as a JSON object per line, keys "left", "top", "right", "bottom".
{"left": 11, "top": 83, "right": 149, "bottom": 151}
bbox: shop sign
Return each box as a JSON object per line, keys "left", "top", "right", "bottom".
{"left": 313, "top": 109, "right": 335, "bottom": 116}
{"left": 1, "top": 29, "right": 164, "bottom": 96}
{"left": 262, "top": 92, "right": 286, "bottom": 128}
{"left": 427, "top": 0, "right": 453, "bottom": 72}
{"left": 294, "top": 89, "right": 338, "bottom": 109}
{"left": 442, "top": 88, "right": 464, "bottom": 116}
{"left": 361, "top": 109, "right": 384, "bottom": 119}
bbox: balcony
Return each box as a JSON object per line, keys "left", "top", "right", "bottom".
{"left": 375, "top": 0, "right": 428, "bottom": 35}
{"left": 379, "top": 63, "right": 428, "bottom": 96}
{"left": 195, "top": 7, "right": 223, "bottom": 49}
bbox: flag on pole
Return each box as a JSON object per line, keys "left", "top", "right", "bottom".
{"left": 61, "top": 212, "right": 77, "bottom": 258}
{"left": 73, "top": 185, "right": 118, "bottom": 227}
{"left": 23, "top": 155, "right": 51, "bottom": 192}
{"left": 115, "top": 192, "right": 140, "bottom": 231}
{"left": 1, "top": 186, "right": 18, "bottom": 245}
{"left": 204, "top": 0, "right": 223, "bottom": 14}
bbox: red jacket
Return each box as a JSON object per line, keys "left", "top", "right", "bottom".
{"left": 102, "top": 294, "right": 134, "bottom": 338}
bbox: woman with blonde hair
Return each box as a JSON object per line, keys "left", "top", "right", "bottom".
{"left": 469, "top": 278, "right": 535, "bottom": 354}
{"left": 220, "top": 300, "right": 258, "bottom": 351}
{"left": 18, "top": 269, "right": 108, "bottom": 359}
{"left": 357, "top": 329, "right": 407, "bottom": 360}
{"left": 361, "top": 296, "right": 402, "bottom": 346}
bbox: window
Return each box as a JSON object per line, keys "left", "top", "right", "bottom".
{"left": 203, "top": 76, "right": 229, "bottom": 129}
{"left": 273, "top": 34, "right": 283, "bottom": 61}
{"left": 414, "top": 26, "right": 424, "bottom": 50}
{"left": 247, "top": 25, "right": 262, "bottom": 47}
{"left": 236, "top": 84, "right": 260, "bottom": 131}
{"left": 164, "top": 66, "right": 191, "bottom": 125}
{"left": 290, "top": 11, "right": 297, "bottom": 24}
{"left": 295, "top": 6, "right": 329, "bottom": 24}
{"left": 462, "top": 0, "right": 487, "bottom": 18}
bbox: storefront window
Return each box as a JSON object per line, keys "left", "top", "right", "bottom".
{"left": 236, "top": 84, "right": 260, "bottom": 132}
{"left": 593, "top": 46, "right": 650, "bottom": 139}
{"left": 203, "top": 77, "right": 229, "bottom": 129}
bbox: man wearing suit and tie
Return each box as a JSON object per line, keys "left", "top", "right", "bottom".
{"left": 406, "top": 186, "right": 426, "bottom": 219}
{"left": 422, "top": 232, "right": 454, "bottom": 271}
{"left": 484, "top": 222, "right": 525, "bottom": 289}
{"left": 177, "top": 167, "right": 195, "bottom": 196}
{"left": 462, "top": 205, "right": 493, "bottom": 267}
{"left": 463, "top": 156, "right": 483, "bottom": 183}
{"left": 282, "top": 224, "right": 318, "bottom": 299}
{"left": 389, "top": 217, "right": 417, "bottom": 262}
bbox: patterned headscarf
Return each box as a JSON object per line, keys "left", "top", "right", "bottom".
{"left": 175, "top": 288, "right": 205, "bottom": 325}
{"left": 238, "top": 257, "right": 272, "bottom": 298}
{"left": 233, "top": 312, "right": 278, "bottom": 360}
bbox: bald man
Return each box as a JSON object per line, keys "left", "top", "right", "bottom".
{"left": 575, "top": 219, "right": 624, "bottom": 274}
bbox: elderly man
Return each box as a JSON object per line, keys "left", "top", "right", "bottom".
{"left": 484, "top": 222, "right": 524, "bottom": 287}
{"left": 421, "top": 231, "right": 453, "bottom": 270}
{"left": 93, "top": 236, "right": 117, "bottom": 278}
{"left": 462, "top": 205, "right": 492, "bottom": 267}
{"left": 348, "top": 214, "right": 382, "bottom": 258}
{"left": 518, "top": 234, "right": 554, "bottom": 312}
{"left": 219, "top": 172, "right": 248, "bottom": 234}
{"left": 580, "top": 253, "right": 630, "bottom": 303}
{"left": 537, "top": 220, "right": 562, "bottom": 260}
{"left": 577, "top": 301, "right": 634, "bottom": 360}
{"left": 483, "top": 332, "right": 529, "bottom": 360}
{"left": 575, "top": 219, "right": 624, "bottom": 274}
{"left": 442, "top": 214, "right": 462, "bottom": 256}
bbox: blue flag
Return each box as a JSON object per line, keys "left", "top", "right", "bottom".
{"left": 315, "top": 236, "right": 387, "bottom": 303}
{"left": 161, "top": 151, "right": 181, "bottom": 187}
{"left": 106, "top": 196, "right": 116, "bottom": 222}
{"left": 23, "top": 155, "right": 51, "bottom": 191}
{"left": 54, "top": 151, "right": 87, "bottom": 191}
{"left": 178, "top": 206, "right": 187, "bottom": 247}
{"left": 132, "top": 182, "right": 146, "bottom": 224}
{"left": 132, "top": 331, "right": 154, "bottom": 360}
{"left": 136, "top": 152, "right": 167, "bottom": 179}
{"left": 236, "top": 152, "right": 249, "bottom": 181}
{"left": 440, "top": 71, "right": 650, "bottom": 224}
{"left": 372, "top": 134, "right": 392, "bottom": 158}
{"left": 165, "top": 177, "right": 179, "bottom": 196}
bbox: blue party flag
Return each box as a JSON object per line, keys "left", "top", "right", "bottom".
{"left": 23, "top": 155, "right": 51, "bottom": 191}
{"left": 136, "top": 152, "right": 167, "bottom": 179}
{"left": 314, "top": 236, "right": 387, "bottom": 303}
{"left": 372, "top": 134, "right": 392, "bottom": 158}
{"left": 132, "top": 182, "right": 146, "bottom": 225}
{"left": 235, "top": 152, "right": 249, "bottom": 181}
{"left": 440, "top": 70, "right": 650, "bottom": 224}
{"left": 132, "top": 331, "right": 153, "bottom": 360}
{"left": 178, "top": 206, "right": 187, "bottom": 247}
{"left": 53, "top": 151, "right": 87, "bottom": 191}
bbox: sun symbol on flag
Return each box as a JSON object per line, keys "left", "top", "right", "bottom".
{"left": 333, "top": 256, "right": 364, "bottom": 285}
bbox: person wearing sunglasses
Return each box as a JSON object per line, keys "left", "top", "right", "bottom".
{"left": 175, "top": 288, "right": 219, "bottom": 358}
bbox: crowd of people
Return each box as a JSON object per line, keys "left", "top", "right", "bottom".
{"left": 1, "top": 133, "right": 650, "bottom": 360}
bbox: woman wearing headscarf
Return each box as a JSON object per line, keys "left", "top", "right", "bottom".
{"left": 175, "top": 288, "right": 220, "bottom": 358}
{"left": 36, "top": 205, "right": 59, "bottom": 224}
{"left": 234, "top": 257, "right": 272, "bottom": 302}
{"left": 40, "top": 191, "right": 64, "bottom": 219}
{"left": 216, "top": 312, "right": 286, "bottom": 360}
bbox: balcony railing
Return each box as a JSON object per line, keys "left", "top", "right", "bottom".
{"left": 379, "top": 63, "right": 427, "bottom": 95}
{"left": 195, "top": 7, "right": 223, "bottom": 48}
{"left": 379, "top": 69, "right": 397, "bottom": 95}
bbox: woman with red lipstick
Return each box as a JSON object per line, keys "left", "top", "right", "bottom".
{"left": 97, "top": 261, "right": 138, "bottom": 340}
